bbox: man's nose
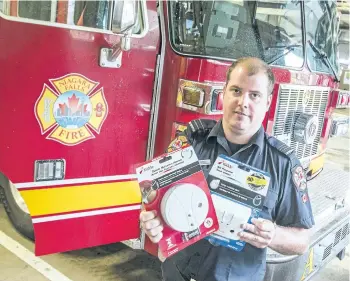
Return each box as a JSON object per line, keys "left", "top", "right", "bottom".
{"left": 238, "top": 92, "right": 249, "bottom": 108}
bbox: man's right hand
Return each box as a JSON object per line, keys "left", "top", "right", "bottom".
{"left": 140, "top": 210, "right": 164, "bottom": 243}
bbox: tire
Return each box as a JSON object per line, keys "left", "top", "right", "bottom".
{"left": 0, "top": 179, "right": 35, "bottom": 240}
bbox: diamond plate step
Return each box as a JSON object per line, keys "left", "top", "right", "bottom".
{"left": 308, "top": 164, "right": 350, "bottom": 234}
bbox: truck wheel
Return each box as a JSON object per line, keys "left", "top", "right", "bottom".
{"left": 0, "top": 181, "right": 35, "bottom": 240}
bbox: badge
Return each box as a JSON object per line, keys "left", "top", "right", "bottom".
{"left": 167, "top": 135, "right": 188, "bottom": 152}
{"left": 292, "top": 166, "right": 307, "bottom": 191}
{"left": 199, "top": 159, "right": 211, "bottom": 166}
{"left": 35, "top": 73, "right": 108, "bottom": 146}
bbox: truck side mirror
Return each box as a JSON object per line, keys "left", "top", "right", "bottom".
{"left": 100, "top": 0, "right": 139, "bottom": 68}
{"left": 111, "top": 0, "right": 138, "bottom": 34}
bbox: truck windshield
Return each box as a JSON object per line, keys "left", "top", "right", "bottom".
{"left": 304, "top": 0, "right": 339, "bottom": 76}
{"left": 169, "top": 0, "right": 304, "bottom": 68}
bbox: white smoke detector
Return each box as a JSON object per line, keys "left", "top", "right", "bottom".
{"left": 160, "top": 183, "right": 209, "bottom": 232}
{"left": 212, "top": 194, "right": 252, "bottom": 240}
{"left": 209, "top": 179, "right": 220, "bottom": 190}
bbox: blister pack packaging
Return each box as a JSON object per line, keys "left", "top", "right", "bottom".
{"left": 206, "top": 155, "right": 271, "bottom": 251}
{"left": 136, "top": 146, "right": 219, "bottom": 259}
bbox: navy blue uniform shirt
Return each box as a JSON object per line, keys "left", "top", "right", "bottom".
{"left": 162, "top": 119, "right": 315, "bottom": 281}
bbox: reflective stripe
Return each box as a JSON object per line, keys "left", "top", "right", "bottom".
{"left": 15, "top": 174, "right": 137, "bottom": 189}
{"left": 32, "top": 204, "right": 141, "bottom": 223}
{"left": 189, "top": 121, "right": 196, "bottom": 132}
{"left": 20, "top": 180, "right": 141, "bottom": 216}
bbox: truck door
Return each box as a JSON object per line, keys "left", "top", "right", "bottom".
{"left": 0, "top": 0, "right": 159, "bottom": 255}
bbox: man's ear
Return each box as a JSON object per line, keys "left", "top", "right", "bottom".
{"left": 223, "top": 85, "right": 227, "bottom": 97}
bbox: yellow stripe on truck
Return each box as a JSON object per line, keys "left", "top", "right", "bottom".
{"left": 20, "top": 181, "right": 141, "bottom": 217}
{"left": 309, "top": 153, "right": 325, "bottom": 177}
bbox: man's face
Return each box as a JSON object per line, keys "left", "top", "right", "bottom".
{"left": 223, "top": 65, "right": 272, "bottom": 136}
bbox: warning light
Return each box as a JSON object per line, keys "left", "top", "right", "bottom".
{"left": 182, "top": 87, "right": 205, "bottom": 108}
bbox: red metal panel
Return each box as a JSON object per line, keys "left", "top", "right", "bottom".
{"left": 0, "top": 2, "right": 158, "bottom": 255}
{"left": 33, "top": 208, "right": 140, "bottom": 256}
{"left": 0, "top": 2, "right": 159, "bottom": 183}
{"left": 320, "top": 89, "right": 336, "bottom": 149}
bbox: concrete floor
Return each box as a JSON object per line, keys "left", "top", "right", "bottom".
{"left": 312, "top": 251, "right": 350, "bottom": 281}
{"left": 0, "top": 207, "right": 162, "bottom": 281}
{"left": 0, "top": 120, "right": 349, "bottom": 281}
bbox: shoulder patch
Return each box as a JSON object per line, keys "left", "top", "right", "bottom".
{"left": 301, "top": 193, "right": 309, "bottom": 203}
{"left": 167, "top": 135, "right": 189, "bottom": 153}
{"left": 188, "top": 119, "right": 217, "bottom": 137}
{"left": 292, "top": 165, "right": 307, "bottom": 191}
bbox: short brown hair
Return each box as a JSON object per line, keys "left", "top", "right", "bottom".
{"left": 226, "top": 57, "right": 275, "bottom": 94}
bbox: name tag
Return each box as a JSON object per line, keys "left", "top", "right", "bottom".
{"left": 199, "top": 159, "right": 211, "bottom": 166}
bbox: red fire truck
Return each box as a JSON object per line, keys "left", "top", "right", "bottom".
{"left": 0, "top": 1, "right": 349, "bottom": 281}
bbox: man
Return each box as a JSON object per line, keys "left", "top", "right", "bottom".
{"left": 140, "top": 57, "right": 314, "bottom": 281}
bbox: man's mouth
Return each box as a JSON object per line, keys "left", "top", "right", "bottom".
{"left": 234, "top": 111, "right": 249, "bottom": 117}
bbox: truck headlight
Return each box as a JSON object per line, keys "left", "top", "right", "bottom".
{"left": 331, "top": 119, "right": 349, "bottom": 137}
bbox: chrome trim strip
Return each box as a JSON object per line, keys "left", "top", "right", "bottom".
{"left": 146, "top": 1, "right": 165, "bottom": 160}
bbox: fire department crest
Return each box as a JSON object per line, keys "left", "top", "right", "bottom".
{"left": 34, "top": 73, "right": 108, "bottom": 146}
{"left": 167, "top": 135, "right": 188, "bottom": 153}
{"left": 292, "top": 166, "right": 307, "bottom": 191}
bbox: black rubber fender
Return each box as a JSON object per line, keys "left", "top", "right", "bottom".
{"left": 0, "top": 175, "right": 35, "bottom": 240}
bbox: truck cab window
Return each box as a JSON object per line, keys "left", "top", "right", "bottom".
{"left": 304, "top": 0, "right": 339, "bottom": 75}
{"left": 1, "top": 0, "right": 144, "bottom": 33}
{"left": 18, "top": 1, "right": 52, "bottom": 21}
{"left": 17, "top": 0, "right": 110, "bottom": 29}
{"left": 0, "top": 0, "right": 110, "bottom": 29}
{"left": 0, "top": 0, "right": 114, "bottom": 31}
{"left": 169, "top": 0, "right": 304, "bottom": 68}
{"left": 0, "top": 0, "right": 6, "bottom": 13}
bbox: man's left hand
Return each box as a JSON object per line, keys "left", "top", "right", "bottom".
{"left": 238, "top": 218, "right": 276, "bottom": 249}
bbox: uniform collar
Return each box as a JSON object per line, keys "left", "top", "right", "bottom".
{"left": 206, "top": 119, "right": 265, "bottom": 153}
{"left": 206, "top": 119, "right": 224, "bottom": 142}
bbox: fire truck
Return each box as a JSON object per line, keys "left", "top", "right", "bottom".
{"left": 0, "top": 1, "right": 349, "bottom": 280}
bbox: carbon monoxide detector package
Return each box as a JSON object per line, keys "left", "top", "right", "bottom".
{"left": 206, "top": 155, "right": 271, "bottom": 251}
{"left": 135, "top": 146, "right": 219, "bottom": 259}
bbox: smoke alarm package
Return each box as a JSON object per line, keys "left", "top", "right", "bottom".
{"left": 206, "top": 155, "right": 271, "bottom": 251}
{"left": 136, "top": 146, "right": 219, "bottom": 259}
